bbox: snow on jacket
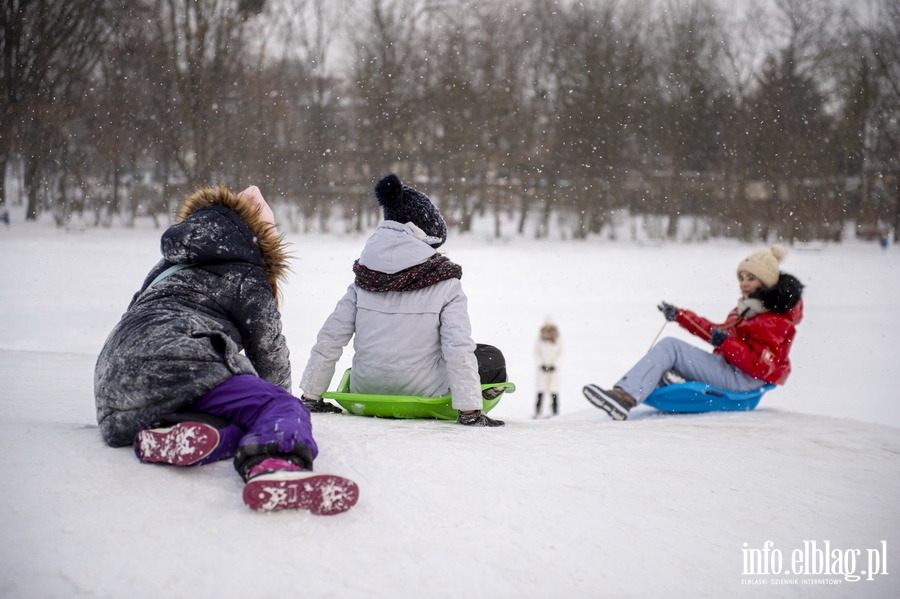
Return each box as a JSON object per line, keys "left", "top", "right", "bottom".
{"left": 300, "top": 220, "right": 482, "bottom": 411}
{"left": 534, "top": 338, "right": 562, "bottom": 394}
{"left": 94, "top": 186, "right": 291, "bottom": 447}
{"left": 675, "top": 300, "right": 803, "bottom": 385}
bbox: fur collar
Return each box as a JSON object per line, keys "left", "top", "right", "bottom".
{"left": 175, "top": 185, "right": 290, "bottom": 305}
{"left": 752, "top": 273, "right": 804, "bottom": 315}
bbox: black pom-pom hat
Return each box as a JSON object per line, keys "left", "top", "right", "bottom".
{"left": 374, "top": 174, "right": 448, "bottom": 248}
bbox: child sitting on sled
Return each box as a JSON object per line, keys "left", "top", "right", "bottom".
{"left": 94, "top": 185, "right": 358, "bottom": 514}
{"left": 584, "top": 244, "right": 804, "bottom": 420}
{"left": 299, "top": 173, "right": 508, "bottom": 427}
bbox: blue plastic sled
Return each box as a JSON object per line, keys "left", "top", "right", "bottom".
{"left": 643, "top": 382, "right": 776, "bottom": 413}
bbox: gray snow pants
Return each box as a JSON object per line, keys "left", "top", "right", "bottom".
{"left": 616, "top": 337, "right": 765, "bottom": 404}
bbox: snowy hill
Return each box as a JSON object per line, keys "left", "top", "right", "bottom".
{"left": 1, "top": 219, "right": 897, "bottom": 598}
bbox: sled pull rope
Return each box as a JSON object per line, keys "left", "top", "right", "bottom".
{"left": 648, "top": 321, "right": 668, "bottom": 353}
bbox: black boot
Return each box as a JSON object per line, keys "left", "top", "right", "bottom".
{"left": 551, "top": 394, "right": 558, "bottom": 415}
{"left": 234, "top": 440, "right": 314, "bottom": 482}
{"left": 583, "top": 385, "right": 636, "bottom": 421}
{"left": 302, "top": 396, "right": 343, "bottom": 413}
{"left": 534, "top": 393, "right": 543, "bottom": 418}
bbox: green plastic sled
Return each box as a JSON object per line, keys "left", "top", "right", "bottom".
{"left": 322, "top": 368, "right": 515, "bottom": 420}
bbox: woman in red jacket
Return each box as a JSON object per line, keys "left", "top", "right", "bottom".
{"left": 584, "top": 245, "right": 804, "bottom": 420}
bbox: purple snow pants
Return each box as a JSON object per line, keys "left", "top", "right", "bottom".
{"left": 188, "top": 374, "right": 318, "bottom": 476}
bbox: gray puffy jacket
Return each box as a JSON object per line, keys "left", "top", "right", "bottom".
{"left": 300, "top": 221, "right": 482, "bottom": 411}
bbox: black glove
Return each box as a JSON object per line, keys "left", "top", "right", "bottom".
{"left": 710, "top": 328, "right": 729, "bottom": 347}
{"left": 658, "top": 301, "right": 679, "bottom": 322}
{"left": 457, "top": 409, "right": 505, "bottom": 427}
{"left": 302, "top": 397, "right": 343, "bottom": 413}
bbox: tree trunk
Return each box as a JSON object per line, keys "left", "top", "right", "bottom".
{"left": 517, "top": 192, "right": 530, "bottom": 235}
{"left": 538, "top": 196, "right": 553, "bottom": 239}
{"left": 24, "top": 157, "right": 40, "bottom": 220}
{"left": 893, "top": 178, "right": 900, "bottom": 243}
{"left": 0, "top": 152, "right": 7, "bottom": 207}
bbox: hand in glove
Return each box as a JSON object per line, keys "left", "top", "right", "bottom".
{"left": 302, "top": 396, "right": 343, "bottom": 413}
{"left": 709, "top": 328, "right": 729, "bottom": 347}
{"left": 657, "top": 301, "right": 679, "bottom": 322}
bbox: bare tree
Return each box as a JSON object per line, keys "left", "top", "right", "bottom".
{"left": 652, "top": 0, "right": 735, "bottom": 239}
{"left": 1, "top": 0, "right": 113, "bottom": 218}
{"left": 867, "top": 0, "right": 900, "bottom": 239}
{"left": 148, "top": 0, "right": 267, "bottom": 187}
{"left": 543, "top": 0, "right": 654, "bottom": 238}
{"left": 84, "top": 2, "right": 174, "bottom": 226}
{"left": 740, "top": 0, "right": 842, "bottom": 241}
{"left": 267, "top": 0, "right": 350, "bottom": 231}
{"left": 350, "top": 0, "right": 426, "bottom": 171}
{"left": 417, "top": 6, "right": 490, "bottom": 232}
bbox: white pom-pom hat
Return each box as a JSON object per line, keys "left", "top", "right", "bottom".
{"left": 736, "top": 244, "right": 786, "bottom": 288}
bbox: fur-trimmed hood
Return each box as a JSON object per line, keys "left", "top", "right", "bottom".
{"left": 95, "top": 185, "right": 293, "bottom": 447}
{"left": 170, "top": 185, "right": 290, "bottom": 303}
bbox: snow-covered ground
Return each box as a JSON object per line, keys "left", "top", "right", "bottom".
{"left": 1, "top": 213, "right": 897, "bottom": 598}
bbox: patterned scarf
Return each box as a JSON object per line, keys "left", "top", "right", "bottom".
{"left": 353, "top": 254, "right": 462, "bottom": 292}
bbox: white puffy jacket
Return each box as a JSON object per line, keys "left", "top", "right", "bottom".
{"left": 534, "top": 338, "right": 563, "bottom": 394}
{"left": 299, "top": 221, "right": 482, "bottom": 411}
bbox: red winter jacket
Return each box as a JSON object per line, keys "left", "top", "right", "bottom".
{"left": 674, "top": 300, "right": 803, "bottom": 385}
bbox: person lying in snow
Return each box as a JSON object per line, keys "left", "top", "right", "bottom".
{"left": 299, "top": 173, "right": 508, "bottom": 427}
{"left": 584, "top": 244, "right": 804, "bottom": 420}
{"left": 94, "top": 185, "right": 358, "bottom": 514}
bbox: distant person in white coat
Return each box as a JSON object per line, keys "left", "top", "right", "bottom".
{"left": 534, "top": 318, "right": 562, "bottom": 418}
